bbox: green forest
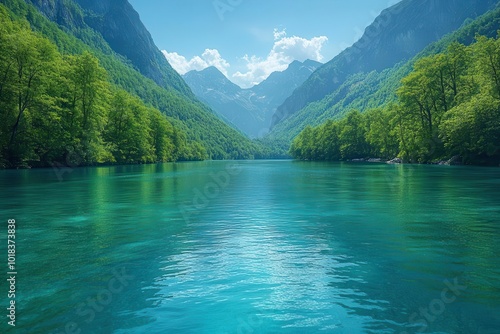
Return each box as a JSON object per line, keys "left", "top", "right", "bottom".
{"left": 1, "top": 0, "right": 499, "bottom": 168}
{"left": 0, "top": 6, "right": 209, "bottom": 168}
{"left": 0, "top": 0, "right": 268, "bottom": 168}
{"left": 290, "top": 35, "right": 500, "bottom": 165}
{"left": 268, "top": 6, "right": 500, "bottom": 147}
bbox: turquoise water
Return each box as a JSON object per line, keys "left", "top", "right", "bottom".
{"left": 1, "top": 161, "right": 499, "bottom": 333}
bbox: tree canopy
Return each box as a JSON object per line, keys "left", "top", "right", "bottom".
{"left": 290, "top": 35, "right": 500, "bottom": 165}
{"left": 0, "top": 6, "right": 206, "bottom": 168}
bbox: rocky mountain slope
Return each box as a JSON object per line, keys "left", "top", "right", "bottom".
{"left": 183, "top": 60, "right": 321, "bottom": 138}
{"left": 27, "top": 0, "right": 192, "bottom": 96}
{"left": 271, "top": 0, "right": 499, "bottom": 131}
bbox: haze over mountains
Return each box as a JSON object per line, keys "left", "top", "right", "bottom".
{"left": 268, "top": 0, "right": 500, "bottom": 143}
{"left": 183, "top": 60, "right": 321, "bottom": 138}
{"left": 179, "top": 0, "right": 500, "bottom": 144}
{"left": 1, "top": 0, "right": 499, "bottom": 166}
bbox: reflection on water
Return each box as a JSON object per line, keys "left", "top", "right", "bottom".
{"left": 0, "top": 161, "right": 499, "bottom": 333}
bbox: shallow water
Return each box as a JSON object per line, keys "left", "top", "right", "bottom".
{"left": 1, "top": 161, "right": 499, "bottom": 333}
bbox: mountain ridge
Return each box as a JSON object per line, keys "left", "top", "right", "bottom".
{"left": 27, "top": 0, "right": 193, "bottom": 97}
{"left": 271, "top": 0, "right": 499, "bottom": 130}
{"left": 267, "top": 1, "right": 500, "bottom": 146}
{"left": 183, "top": 60, "right": 322, "bottom": 138}
{"left": 1, "top": 0, "right": 262, "bottom": 159}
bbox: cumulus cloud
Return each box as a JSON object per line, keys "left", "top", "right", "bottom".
{"left": 273, "top": 28, "right": 287, "bottom": 40}
{"left": 232, "top": 30, "right": 328, "bottom": 88}
{"left": 162, "top": 29, "right": 328, "bottom": 88}
{"left": 162, "top": 49, "right": 230, "bottom": 76}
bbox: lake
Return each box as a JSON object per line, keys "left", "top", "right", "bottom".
{"left": 1, "top": 161, "right": 499, "bottom": 333}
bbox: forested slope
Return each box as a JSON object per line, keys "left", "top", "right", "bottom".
{"left": 290, "top": 34, "right": 500, "bottom": 165}
{"left": 0, "top": 0, "right": 262, "bottom": 167}
{"left": 269, "top": 4, "right": 500, "bottom": 146}
{"left": 0, "top": 5, "right": 210, "bottom": 168}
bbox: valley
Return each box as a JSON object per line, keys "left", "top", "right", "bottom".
{"left": 1, "top": 1, "right": 499, "bottom": 333}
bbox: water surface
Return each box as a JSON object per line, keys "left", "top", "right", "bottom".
{"left": 1, "top": 161, "right": 499, "bottom": 333}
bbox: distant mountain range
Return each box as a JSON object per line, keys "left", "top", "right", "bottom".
{"left": 268, "top": 0, "right": 500, "bottom": 144}
{"left": 3, "top": 0, "right": 499, "bottom": 159}
{"left": 183, "top": 60, "right": 322, "bottom": 138}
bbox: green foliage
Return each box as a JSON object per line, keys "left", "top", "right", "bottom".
{"left": 290, "top": 126, "right": 316, "bottom": 161}
{"left": 270, "top": 5, "right": 500, "bottom": 147}
{"left": 474, "top": 34, "right": 500, "bottom": 99}
{"left": 441, "top": 94, "right": 500, "bottom": 163}
{"left": 0, "top": 11, "right": 59, "bottom": 166}
{"left": 337, "top": 110, "right": 370, "bottom": 159}
{"left": 395, "top": 44, "right": 472, "bottom": 161}
{"left": 364, "top": 106, "right": 399, "bottom": 159}
{"left": 0, "top": 7, "right": 206, "bottom": 167}
{"left": 0, "top": 0, "right": 264, "bottom": 163}
{"left": 105, "top": 90, "right": 153, "bottom": 163}
{"left": 291, "top": 35, "right": 500, "bottom": 165}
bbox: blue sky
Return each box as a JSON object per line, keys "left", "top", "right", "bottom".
{"left": 128, "top": 0, "right": 401, "bottom": 88}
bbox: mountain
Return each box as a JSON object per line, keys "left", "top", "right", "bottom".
{"left": 270, "top": 0, "right": 499, "bottom": 137}
{"left": 27, "top": 0, "right": 192, "bottom": 97}
{"left": 184, "top": 66, "right": 242, "bottom": 101}
{"left": 183, "top": 67, "right": 262, "bottom": 137}
{"left": 183, "top": 60, "right": 322, "bottom": 138}
{"left": 289, "top": 7, "right": 500, "bottom": 165}
{"left": 252, "top": 60, "right": 323, "bottom": 107}
{"left": 1, "top": 0, "right": 262, "bottom": 159}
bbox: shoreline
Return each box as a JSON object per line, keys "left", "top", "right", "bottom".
{"left": 1, "top": 157, "right": 499, "bottom": 172}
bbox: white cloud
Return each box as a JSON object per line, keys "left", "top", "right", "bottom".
{"left": 162, "top": 49, "right": 230, "bottom": 76}
{"left": 162, "top": 29, "right": 328, "bottom": 89}
{"left": 232, "top": 30, "right": 328, "bottom": 88}
{"left": 273, "top": 28, "right": 287, "bottom": 41}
